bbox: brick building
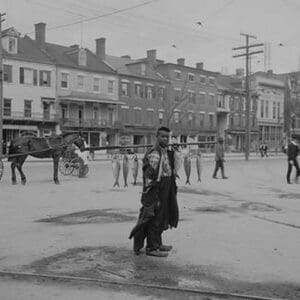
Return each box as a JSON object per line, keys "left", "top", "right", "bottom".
{"left": 105, "top": 49, "right": 170, "bottom": 147}
{"left": 155, "top": 59, "right": 219, "bottom": 151}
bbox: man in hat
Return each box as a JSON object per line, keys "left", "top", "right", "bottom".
{"left": 286, "top": 135, "right": 300, "bottom": 184}
{"left": 212, "top": 137, "right": 228, "bottom": 179}
{"left": 129, "top": 126, "right": 179, "bottom": 257}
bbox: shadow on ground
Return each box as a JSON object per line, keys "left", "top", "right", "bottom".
{"left": 22, "top": 246, "right": 300, "bottom": 300}
{"left": 36, "top": 209, "right": 136, "bottom": 225}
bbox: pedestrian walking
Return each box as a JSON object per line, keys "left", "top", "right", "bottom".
{"left": 286, "top": 135, "right": 300, "bottom": 184}
{"left": 263, "top": 142, "right": 268, "bottom": 157}
{"left": 129, "top": 127, "right": 180, "bottom": 257}
{"left": 212, "top": 137, "right": 228, "bottom": 179}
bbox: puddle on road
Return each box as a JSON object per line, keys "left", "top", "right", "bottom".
{"left": 278, "top": 193, "right": 300, "bottom": 200}
{"left": 178, "top": 187, "right": 229, "bottom": 198}
{"left": 192, "top": 202, "right": 281, "bottom": 215}
{"left": 36, "top": 209, "right": 136, "bottom": 225}
{"left": 241, "top": 202, "right": 281, "bottom": 212}
{"left": 24, "top": 246, "right": 300, "bottom": 300}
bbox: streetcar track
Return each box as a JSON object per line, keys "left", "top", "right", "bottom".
{"left": 0, "top": 270, "right": 285, "bottom": 300}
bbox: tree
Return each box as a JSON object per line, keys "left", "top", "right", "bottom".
{"left": 159, "top": 78, "right": 191, "bottom": 131}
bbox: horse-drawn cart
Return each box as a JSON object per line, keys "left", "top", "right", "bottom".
{"left": 58, "top": 146, "right": 89, "bottom": 177}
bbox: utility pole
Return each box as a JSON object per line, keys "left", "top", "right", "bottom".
{"left": 233, "top": 33, "right": 264, "bottom": 161}
{"left": 0, "top": 12, "right": 6, "bottom": 157}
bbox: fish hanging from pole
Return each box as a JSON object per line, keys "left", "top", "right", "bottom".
{"left": 196, "top": 150, "right": 202, "bottom": 182}
{"left": 183, "top": 152, "right": 191, "bottom": 185}
{"left": 123, "top": 153, "right": 129, "bottom": 188}
{"left": 111, "top": 154, "right": 121, "bottom": 188}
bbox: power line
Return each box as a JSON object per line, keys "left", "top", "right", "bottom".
{"left": 25, "top": 0, "right": 159, "bottom": 34}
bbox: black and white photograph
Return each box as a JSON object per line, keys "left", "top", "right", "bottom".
{"left": 0, "top": 0, "right": 299, "bottom": 299}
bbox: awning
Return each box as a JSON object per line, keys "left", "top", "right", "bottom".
{"left": 59, "top": 96, "right": 124, "bottom": 105}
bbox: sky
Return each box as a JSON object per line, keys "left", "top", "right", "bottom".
{"left": 2, "top": 0, "right": 300, "bottom": 74}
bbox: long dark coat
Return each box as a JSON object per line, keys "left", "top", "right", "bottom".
{"left": 129, "top": 145, "right": 179, "bottom": 246}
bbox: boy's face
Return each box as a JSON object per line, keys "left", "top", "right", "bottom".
{"left": 157, "top": 130, "right": 169, "bottom": 148}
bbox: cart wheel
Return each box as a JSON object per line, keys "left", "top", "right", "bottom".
{"left": 0, "top": 159, "right": 3, "bottom": 180}
{"left": 70, "top": 157, "right": 84, "bottom": 177}
{"left": 58, "top": 158, "right": 74, "bottom": 176}
{"left": 82, "top": 164, "right": 89, "bottom": 176}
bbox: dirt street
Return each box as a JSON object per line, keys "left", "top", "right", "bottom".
{"left": 0, "top": 156, "right": 299, "bottom": 299}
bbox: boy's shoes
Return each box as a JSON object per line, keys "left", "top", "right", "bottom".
{"left": 159, "top": 245, "right": 172, "bottom": 252}
{"left": 212, "top": 176, "right": 218, "bottom": 179}
{"left": 222, "top": 176, "right": 229, "bottom": 179}
{"left": 287, "top": 181, "right": 292, "bottom": 184}
{"left": 146, "top": 249, "right": 168, "bottom": 257}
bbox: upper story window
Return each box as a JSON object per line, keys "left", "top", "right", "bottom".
{"left": 61, "top": 104, "right": 68, "bottom": 119}
{"left": 61, "top": 73, "right": 69, "bottom": 88}
{"left": 188, "top": 73, "right": 195, "bottom": 82}
{"left": 24, "top": 100, "right": 32, "bottom": 118}
{"left": 199, "top": 75, "right": 206, "bottom": 84}
{"left": 121, "top": 82, "right": 129, "bottom": 96}
{"left": 146, "top": 86, "right": 154, "bottom": 99}
{"left": 8, "top": 37, "right": 17, "bottom": 54}
{"left": 209, "top": 77, "right": 215, "bottom": 85}
{"left": 260, "top": 100, "right": 264, "bottom": 118}
{"left": 199, "top": 113, "right": 205, "bottom": 127}
{"left": 39, "top": 70, "right": 51, "bottom": 87}
{"left": 209, "top": 114, "right": 214, "bottom": 128}
{"left": 93, "top": 78, "right": 101, "bottom": 92}
{"left": 4, "top": 98, "right": 12, "bottom": 116}
{"left": 134, "top": 108, "right": 142, "bottom": 124}
{"left": 134, "top": 83, "right": 142, "bottom": 97}
{"left": 209, "top": 94, "right": 215, "bottom": 104}
{"left": 77, "top": 75, "right": 85, "bottom": 90}
{"left": 199, "top": 92, "right": 206, "bottom": 103}
{"left": 108, "top": 80, "right": 114, "bottom": 94}
{"left": 265, "top": 100, "right": 269, "bottom": 118}
{"left": 3, "top": 65, "right": 12, "bottom": 82}
{"left": 277, "top": 102, "right": 280, "bottom": 119}
{"left": 174, "top": 89, "right": 181, "bottom": 102}
{"left": 20, "top": 67, "right": 37, "bottom": 85}
{"left": 174, "top": 70, "right": 181, "bottom": 79}
{"left": 188, "top": 91, "right": 196, "bottom": 104}
{"left": 273, "top": 101, "right": 276, "bottom": 119}
{"left": 158, "top": 87, "right": 165, "bottom": 101}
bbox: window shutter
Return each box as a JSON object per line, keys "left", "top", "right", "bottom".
{"left": 20, "top": 67, "right": 24, "bottom": 84}
{"left": 33, "top": 70, "right": 38, "bottom": 86}
{"left": 47, "top": 71, "right": 51, "bottom": 86}
{"left": 39, "top": 71, "right": 43, "bottom": 86}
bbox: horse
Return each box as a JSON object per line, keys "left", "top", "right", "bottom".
{"left": 8, "top": 132, "right": 85, "bottom": 185}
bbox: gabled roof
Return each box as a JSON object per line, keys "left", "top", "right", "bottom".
{"left": 2, "top": 34, "right": 53, "bottom": 65}
{"left": 105, "top": 55, "right": 168, "bottom": 82}
{"left": 29, "top": 39, "right": 116, "bottom": 74}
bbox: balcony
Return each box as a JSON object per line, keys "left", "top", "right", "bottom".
{"left": 217, "top": 102, "right": 230, "bottom": 113}
{"left": 3, "top": 111, "right": 58, "bottom": 122}
{"left": 60, "top": 117, "right": 120, "bottom": 129}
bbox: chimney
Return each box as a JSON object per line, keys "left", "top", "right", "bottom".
{"left": 96, "top": 38, "right": 106, "bottom": 60}
{"left": 121, "top": 55, "right": 131, "bottom": 59}
{"left": 35, "top": 22, "right": 46, "bottom": 46}
{"left": 196, "top": 62, "right": 204, "bottom": 70}
{"left": 177, "top": 58, "right": 185, "bottom": 66}
{"left": 147, "top": 49, "right": 157, "bottom": 64}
